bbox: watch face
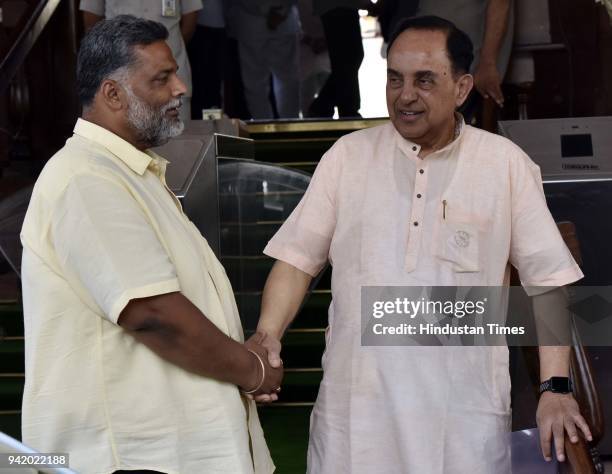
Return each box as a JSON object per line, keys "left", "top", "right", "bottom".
{"left": 550, "top": 377, "right": 572, "bottom": 393}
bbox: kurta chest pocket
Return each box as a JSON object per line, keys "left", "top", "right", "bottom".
{"left": 432, "top": 208, "right": 490, "bottom": 273}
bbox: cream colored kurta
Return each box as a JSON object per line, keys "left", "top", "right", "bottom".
{"left": 20, "top": 119, "right": 274, "bottom": 474}
{"left": 264, "top": 121, "right": 583, "bottom": 474}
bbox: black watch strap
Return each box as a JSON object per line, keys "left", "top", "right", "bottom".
{"left": 539, "top": 376, "right": 573, "bottom": 395}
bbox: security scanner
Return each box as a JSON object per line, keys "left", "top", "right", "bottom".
{"left": 153, "top": 120, "right": 254, "bottom": 256}
{"left": 216, "top": 160, "right": 311, "bottom": 329}
{"left": 153, "top": 122, "right": 311, "bottom": 329}
{"left": 500, "top": 117, "right": 612, "bottom": 457}
{"left": 499, "top": 116, "right": 612, "bottom": 285}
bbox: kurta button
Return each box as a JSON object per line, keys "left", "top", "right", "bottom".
{"left": 416, "top": 193, "right": 422, "bottom": 198}
{"left": 419, "top": 169, "right": 424, "bottom": 174}
{"left": 413, "top": 221, "right": 419, "bottom": 226}
{"left": 412, "top": 146, "right": 417, "bottom": 151}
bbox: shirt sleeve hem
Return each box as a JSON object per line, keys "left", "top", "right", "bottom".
{"left": 521, "top": 266, "right": 584, "bottom": 297}
{"left": 108, "top": 278, "right": 181, "bottom": 324}
{"left": 263, "top": 243, "right": 323, "bottom": 278}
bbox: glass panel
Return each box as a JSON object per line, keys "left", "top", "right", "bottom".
{"left": 217, "top": 159, "right": 311, "bottom": 328}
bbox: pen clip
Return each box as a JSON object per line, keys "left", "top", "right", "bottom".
{"left": 442, "top": 200, "right": 447, "bottom": 220}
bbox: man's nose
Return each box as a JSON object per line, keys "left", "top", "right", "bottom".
{"left": 172, "top": 75, "right": 187, "bottom": 97}
{"left": 400, "top": 83, "right": 418, "bottom": 102}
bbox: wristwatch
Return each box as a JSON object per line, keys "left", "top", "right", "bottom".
{"left": 539, "top": 377, "right": 573, "bottom": 395}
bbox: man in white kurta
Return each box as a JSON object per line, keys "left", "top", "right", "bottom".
{"left": 255, "top": 16, "right": 589, "bottom": 474}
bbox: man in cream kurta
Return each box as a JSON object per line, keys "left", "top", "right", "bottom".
{"left": 256, "top": 16, "right": 588, "bottom": 474}
{"left": 20, "top": 15, "right": 276, "bottom": 474}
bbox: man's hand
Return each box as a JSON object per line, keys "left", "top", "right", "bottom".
{"left": 245, "top": 331, "right": 283, "bottom": 403}
{"left": 474, "top": 61, "right": 504, "bottom": 107}
{"left": 243, "top": 332, "right": 283, "bottom": 402}
{"left": 536, "top": 392, "right": 593, "bottom": 462}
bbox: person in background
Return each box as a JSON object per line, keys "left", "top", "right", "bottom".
{"left": 20, "top": 15, "right": 279, "bottom": 474}
{"left": 80, "top": 0, "right": 202, "bottom": 121}
{"left": 187, "top": 0, "right": 227, "bottom": 118}
{"left": 307, "top": 0, "right": 366, "bottom": 118}
{"left": 226, "top": 0, "right": 301, "bottom": 119}
{"left": 297, "top": 0, "right": 331, "bottom": 114}
{"left": 377, "top": 0, "right": 512, "bottom": 120}
{"left": 417, "top": 0, "right": 513, "bottom": 110}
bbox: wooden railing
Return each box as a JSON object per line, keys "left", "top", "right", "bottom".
{"left": 0, "top": 0, "right": 64, "bottom": 93}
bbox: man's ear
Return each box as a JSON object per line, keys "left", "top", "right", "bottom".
{"left": 455, "top": 73, "right": 474, "bottom": 108}
{"left": 99, "top": 79, "right": 126, "bottom": 111}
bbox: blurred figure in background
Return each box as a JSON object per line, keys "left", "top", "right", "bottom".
{"left": 417, "top": 0, "right": 513, "bottom": 110}
{"left": 80, "top": 0, "right": 202, "bottom": 121}
{"left": 377, "top": 0, "right": 419, "bottom": 43}
{"left": 297, "top": 0, "right": 331, "bottom": 115}
{"left": 227, "top": 0, "right": 301, "bottom": 119}
{"left": 187, "top": 0, "right": 227, "bottom": 118}
{"left": 377, "top": 0, "right": 512, "bottom": 120}
{"left": 307, "top": 0, "right": 365, "bottom": 118}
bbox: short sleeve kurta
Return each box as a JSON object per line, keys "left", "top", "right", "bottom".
{"left": 264, "top": 122, "right": 583, "bottom": 474}
{"left": 21, "top": 119, "right": 274, "bottom": 474}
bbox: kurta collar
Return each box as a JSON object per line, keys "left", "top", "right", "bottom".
{"left": 73, "top": 118, "right": 169, "bottom": 176}
{"left": 394, "top": 113, "right": 466, "bottom": 158}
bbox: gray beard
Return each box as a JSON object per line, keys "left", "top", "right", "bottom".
{"left": 125, "top": 86, "right": 184, "bottom": 147}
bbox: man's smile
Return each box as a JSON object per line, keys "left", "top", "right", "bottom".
{"left": 398, "top": 109, "right": 425, "bottom": 122}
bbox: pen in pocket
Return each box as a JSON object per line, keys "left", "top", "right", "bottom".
{"left": 442, "top": 200, "right": 447, "bottom": 219}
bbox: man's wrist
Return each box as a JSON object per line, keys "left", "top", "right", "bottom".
{"left": 256, "top": 325, "right": 283, "bottom": 341}
{"left": 238, "top": 346, "right": 260, "bottom": 391}
{"left": 539, "top": 376, "right": 573, "bottom": 395}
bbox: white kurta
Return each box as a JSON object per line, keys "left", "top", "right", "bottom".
{"left": 264, "top": 121, "right": 583, "bottom": 473}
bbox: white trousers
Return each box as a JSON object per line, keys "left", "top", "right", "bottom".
{"left": 238, "top": 34, "right": 300, "bottom": 119}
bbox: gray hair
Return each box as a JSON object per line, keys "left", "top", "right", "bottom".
{"left": 76, "top": 14, "right": 168, "bottom": 107}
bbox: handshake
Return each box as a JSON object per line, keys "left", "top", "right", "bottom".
{"left": 240, "top": 331, "right": 284, "bottom": 403}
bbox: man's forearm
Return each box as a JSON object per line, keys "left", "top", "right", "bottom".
{"left": 180, "top": 12, "right": 198, "bottom": 44}
{"left": 257, "top": 260, "right": 313, "bottom": 339}
{"left": 119, "top": 292, "right": 257, "bottom": 389}
{"left": 532, "top": 287, "right": 571, "bottom": 380}
{"left": 480, "top": 0, "right": 511, "bottom": 65}
{"left": 539, "top": 346, "right": 570, "bottom": 380}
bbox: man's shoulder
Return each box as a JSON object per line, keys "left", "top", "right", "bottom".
{"left": 331, "top": 121, "right": 394, "bottom": 153}
{"left": 33, "top": 134, "right": 128, "bottom": 204}
{"left": 463, "top": 125, "right": 534, "bottom": 166}
{"left": 318, "top": 122, "right": 393, "bottom": 173}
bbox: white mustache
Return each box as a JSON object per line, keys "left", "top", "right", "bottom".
{"left": 161, "top": 99, "right": 182, "bottom": 113}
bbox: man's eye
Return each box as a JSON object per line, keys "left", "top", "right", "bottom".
{"left": 155, "top": 76, "right": 169, "bottom": 83}
{"left": 388, "top": 77, "right": 402, "bottom": 86}
{"left": 418, "top": 78, "right": 433, "bottom": 87}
